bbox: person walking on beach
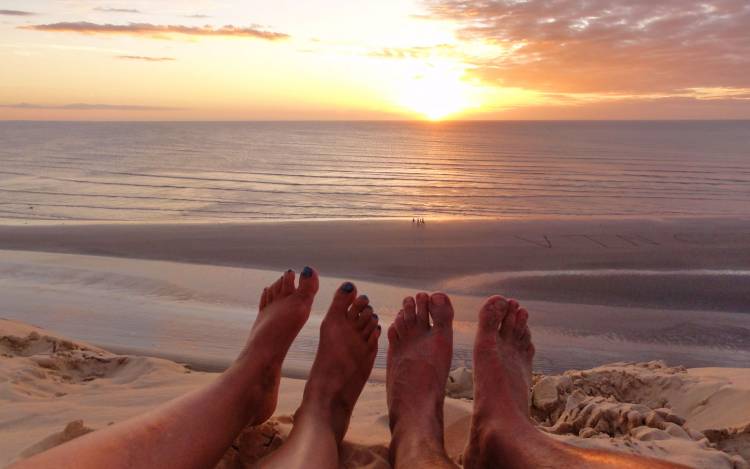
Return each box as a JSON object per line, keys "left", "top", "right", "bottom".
{"left": 12, "top": 268, "right": 688, "bottom": 469}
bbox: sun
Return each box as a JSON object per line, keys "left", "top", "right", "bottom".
{"left": 396, "top": 66, "right": 479, "bottom": 120}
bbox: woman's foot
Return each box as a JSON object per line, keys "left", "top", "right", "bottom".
{"left": 386, "top": 292, "right": 458, "bottom": 468}
{"left": 297, "top": 281, "right": 381, "bottom": 442}
{"left": 235, "top": 267, "right": 319, "bottom": 425}
{"left": 259, "top": 282, "right": 380, "bottom": 469}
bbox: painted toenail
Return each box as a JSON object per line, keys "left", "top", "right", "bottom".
{"left": 373, "top": 314, "right": 378, "bottom": 320}
{"left": 301, "top": 266, "right": 313, "bottom": 277}
{"left": 341, "top": 282, "right": 355, "bottom": 293}
{"left": 432, "top": 294, "right": 446, "bottom": 305}
{"left": 287, "top": 268, "right": 294, "bottom": 273}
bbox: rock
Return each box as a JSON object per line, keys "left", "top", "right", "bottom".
{"left": 532, "top": 376, "right": 561, "bottom": 411}
{"left": 446, "top": 367, "right": 473, "bottom": 399}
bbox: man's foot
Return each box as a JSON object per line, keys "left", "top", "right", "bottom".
{"left": 237, "top": 267, "right": 319, "bottom": 425}
{"left": 296, "top": 281, "right": 381, "bottom": 443}
{"left": 386, "top": 292, "right": 458, "bottom": 468}
{"left": 463, "top": 299, "right": 690, "bottom": 469}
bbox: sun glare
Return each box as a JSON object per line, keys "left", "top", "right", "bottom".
{"left": 396, "top": 66, "right": 480, "bottom": 120}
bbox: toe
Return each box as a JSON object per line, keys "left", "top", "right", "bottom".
{"left": 415, "top": 292, "right": 430, "bottom": 328}
{"left": 297, "top": 266, "right": 319, "bottom": 299}
{"left": 395, "top": 310, "right": 407, "bottom": 337}
{"left": 281, "top": 269, "right": 296, "bottom": 296}
{"left": 259, "top": 287, "right": 269, "bottom": 310}
{"left": 271, "top": 275, "right": 284, "bottom": 297}
{"left": 328, "top": 282, "right": 357, "bottom": 316}
{"left": 362, "top": 316, "right": 378, "bottom": 338}
{"left": 428, "top": 292, "right": 453, "bottom": 329}
{"left": 348, "top": 294, "right": 369, "bottom": 320}
{"left": 514, "top": 309, "right": 529, "bottom": 339}
{"left": 369, "top": 325, "right": 382, "bottom": 347}
{"left": 357, "top": 306, "right": 374, "bottom": 329}
{"left": 403, "top": 296, "right": 417, "bottom": 328}
{"left": 387, "top": 323, "right": 399, "bottom": 343}
{"left": 478, "top": 295, "right": 507, "bottom": 333}
{"left": 500, "top": 300, "right": 520, "bottom": 339}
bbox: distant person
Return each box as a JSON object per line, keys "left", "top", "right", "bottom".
{"left": 11, "top": 269, "right": 688, "bottom": 469}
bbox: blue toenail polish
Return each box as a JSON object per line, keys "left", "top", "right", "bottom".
{"left": 373, "top": 314, "right": 378, "bottom": 320}
{"left": 341, "top": 282, "right": 355, "bottom": 293}
{"left": 301, "top": 266, "right": 313, "bottom": 278}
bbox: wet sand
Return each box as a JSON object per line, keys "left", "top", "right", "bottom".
{"left": 0, "top": 217, "right": 749, "bottom": 311}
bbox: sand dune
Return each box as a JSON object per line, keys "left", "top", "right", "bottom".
{"left": 2, "top": 319, "right": 749, "bottom": 468}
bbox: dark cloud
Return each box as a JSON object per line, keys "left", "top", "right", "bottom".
{"left": 0, "top": 103, "right": 180, "bottom": 111}
{"left": 93, "top": 7, "right": 141, "bottom": 13}
{"left": 21, "top": 22, "right": 290, "bottom": 41}
{"left": 424, "top": 0, "right": 750, "bottom": 93}
{"left": 116, "top": 55, "right": 176, "bottom": 62}
{"left": 0, "top": 9, "right": 34, "bottom": 16}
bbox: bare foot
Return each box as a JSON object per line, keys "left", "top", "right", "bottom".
{"left": 464, "top": 297, "right": 690, "bottom": 469}
{"left": 463, "top": 296, "right": 534, "bottom": 467}
{"left": 237, "top": 267, "right": 319, "bottom": 425}
{"left": 297, "top": 281, "right": 381, "bottom": 443}
{"left": 386, "top": 292, "right": 458, "bottom": 468}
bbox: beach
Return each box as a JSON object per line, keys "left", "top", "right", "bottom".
{"left": 1, "top": 218, "right": 749, "bottom": 467}
{"left": 0, "top": 217, "right": 749, "bottom": 376}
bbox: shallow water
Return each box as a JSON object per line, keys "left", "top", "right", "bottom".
{"left": 1, "top": 121, "right": 749, "bottom": 222}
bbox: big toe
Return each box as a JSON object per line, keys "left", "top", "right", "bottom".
{"left": 478, "top": 295, "right": 508, "bottom": 336}
{"left": 328, "top": 281, "right": 357, "bottom": 315}
{"left": 428, "top": 292, "right": 454, "bottom": 329}
{"left": 297, "top": 266, "right": 320, "bottom": 298}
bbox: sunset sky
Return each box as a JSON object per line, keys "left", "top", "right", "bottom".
{"left": 1, "top": 0, "right": 749, "bottom": 120}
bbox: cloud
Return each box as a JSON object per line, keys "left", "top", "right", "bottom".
{"left": 21, "top": 22, "right": 290, "bottom": 41}
{"left": 423, "top": 0, "right": 750, "bottom": 94}
{"left": 369, "top": 44, "right": 457, "bottom": 59}
{"left": 185, "top": 14, "right": 211, "bottom": 19}
{"left": 0, "top": 103, "right": 181, "bottom": 111}
{"left": 116, "top": 55, "right": 175, "bottom": 62}
{"left": 93, "top": 7, "right": 141, "bottom": 14}
{"left": 0, "top": 9, "right": 34, "bottom": 16}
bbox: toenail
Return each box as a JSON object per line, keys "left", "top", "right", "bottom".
{"left": 287, "top": 268, "right": 294, "bottom": 273}
{"left": 361, "top": 295, "right": 369, "bottom": 302}
{"left": 341, "top": 282, "right": 355, "bottom": 293}
{"left": 301, "top": 266, "right": 313, "bottom": 277}
{"left": 373, "top": 314, "right": 378, "bottom": 320}
{"left": 432, "top": 294, "right": 446, "bottom": 305}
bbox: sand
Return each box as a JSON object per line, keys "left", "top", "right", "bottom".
{"left": 2, "top": 319, "right": 749, "bottom": 468}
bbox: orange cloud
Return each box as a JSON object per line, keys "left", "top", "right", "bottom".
{"left": 116, "top": 55, "right": 176, "bottom": 62}
{"left": 21, "top": 22, "right": 289, "bottom": 41}
{"left": 425, "top": 0, "right": 750, "bottom": 94}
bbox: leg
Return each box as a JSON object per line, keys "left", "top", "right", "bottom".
{"left": 386, "top": 292, "right": 459, "bottom": 469}
{"left": 12, "top": 268, "right": 319, "bottom": 469}
{"left": 260, "top": 282, "right": 381, "bottom": 468}
{"left": 463, "top": 296, "right": 690, "bottom": 469}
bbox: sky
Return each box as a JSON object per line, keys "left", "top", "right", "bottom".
{"left": 1, "top": 0, "right": 749, "bottom": 120}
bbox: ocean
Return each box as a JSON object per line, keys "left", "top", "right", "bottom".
{"left": 1, "top": 120, "right": 749, "bottom": 222}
